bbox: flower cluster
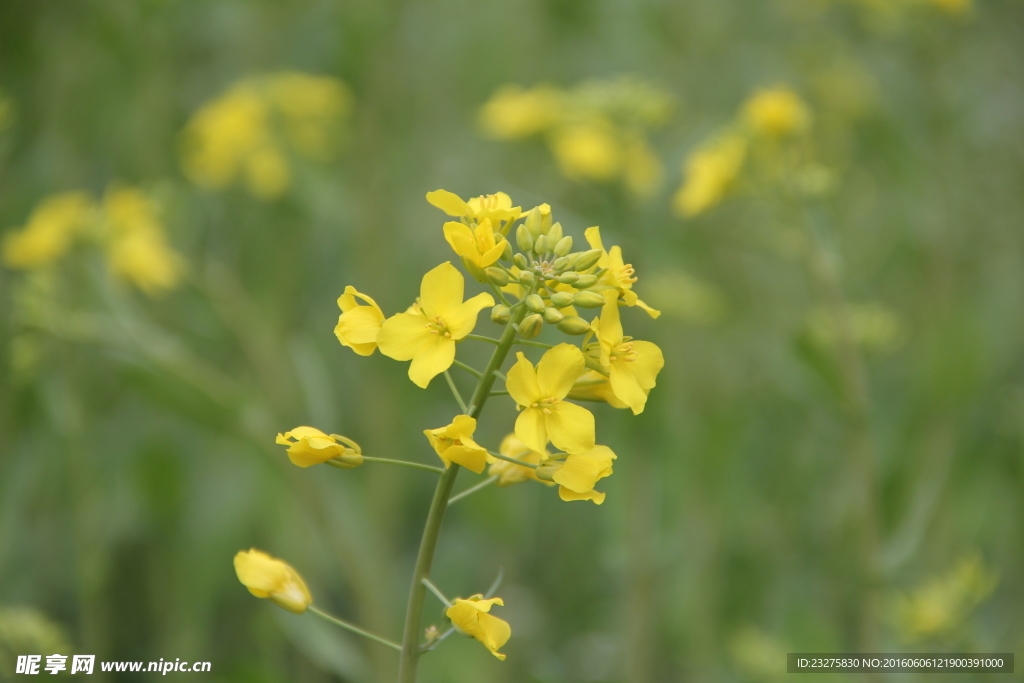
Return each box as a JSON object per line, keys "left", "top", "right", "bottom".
{"left": 893, "top": 555, "right": 997, "bottom": 643}
{"left": 479, "top": 77, "right": 674, "bottom": 197}
{"left": 2, "top": 186, "right": 182, "bottom": 296}
{"left": 181, "top": 72, "right": 352, "bottom": 199}
{"left": 243, "top": 189, "right": 664, "bottom": 666}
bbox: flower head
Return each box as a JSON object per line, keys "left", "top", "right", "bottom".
{"left": 443, "top": 218, "right": 506, "bottom": 279}
{"left": 583, "top": 227, "right": 660, "bottom": 318}
{"left": 672, "top": 133, "right": 747, "bottom": 218}
{"left": 545, "top": 445, "right": 617, "bottom": 504}
{"left": 592, "top": 293, "right": 664, "bottom": 414}
{"left": 507, "top": 344, "right": 595, "bottom": 454}
{"left": 478, "top": 84, "right": 562, "bottom": 140}
{"left": 446, "top": 595, "right": 511, "bottom": 660}
{"left": 377, "top": 262, "right": 494, "bottom": 388}
{"left": 489, "top": 434, "right": 550, "bottom": 486}
{"left": 424, "top": 415, "right": 489, "bottom": 474}
{"left": 335, "top": 286, "right": 385, "bottom": 356}
{"left": 276, "top": 427, "right": 362, "bottom": 468}
{"left": 742, "top": 86, "right": 811, "bottom": 138}
{"left": 426, "top": 190, "right": 522, "bottom": 225}
{"left": 102, "top": 187, "right": 182, "bottom": 296}
{"left": 2, "top": 192, "right": 94, "bottom": 269}
{"left": 233, "top": 549, "right": 312, "bottom": 614}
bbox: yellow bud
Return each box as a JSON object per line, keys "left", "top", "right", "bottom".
{"left": 516, "top": 224, "right": 534, "bottom": 252}
{"left": 552, "top": 236, "right": 573, "bottom": 257}
{"left": 533, "top": 234, "right": 548, "bottom": 254}
{"left": 556, "top": 316, "right": 591, "bottom": 335}
{"left": 550, "top": 291, "right": 575, "bottom": 308}
{"left": 518, "top": 313, "right": 544, "bottom": 339}
{"left": 557, "top": 272, "right": 579, "bottom": 285}
{"left": 547, "top": 222, "right": 563, "bottom": 244}
{"left": 500, "top": 240, "right": 513, "bottom": 262}
{"left": 542, "top": 307, "right": 565, "bottom": 324}
{"left": 525, "top": 207, "right": 544, "bottom": 238}
{"left": 485, "top": 267, "right": 510, "bottom": 286}
{"left": 518, "top": 270, "right": 535, "bottom": 286}
{"left": 574, "top": 249, "right": 603, "bottom": 271}
{"left": 512, "top": 253, "right": 529, "bottom": 270}
{"left": 571, "top": 274, "right": 599, "bottom": 289}
{"left": 490, "top": 304, "right": 511, "bottom": 324}
{"left": 572, "top": 291, "right": 605, "bottom": 308}
{"left": 524, "top": 294, "right": 546, "bottom": 313}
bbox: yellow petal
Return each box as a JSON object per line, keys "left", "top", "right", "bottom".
{"left": 536, "top": 343, "right": 586, "bottom": 399}
{"left": 334, "top": 307, "right": 384, "bottom": 356}
{"left": 597, "top": 292, "right": 624, "bottom": 346}
{"left": 408, "top": 335, "right": 455, "bottom": 388}
{"left": 443, "top": 444, "right": 488, "bottom": 474}
{"left": 584, "top": 226, "right": 605, "bottom": 251}
{"left": 609, "top": 363, "right": 650, "bottom": 416}
{"left": 445, "top": 292, "right": 495, "bottom": 339}
{"left": 545, "top": 401, "right": 595, "bottom": 453}
{"left": 377, "top": 312, "right": 434, "bottom": 361}
{"left": 633, "top": 297, "right": 661, "bottom": 319}
{"left": 426, "top": 189, "right": 469, "bottom": 216}
{"left": 558, "top": 486, "right": 606, "bottom": 505}
{"left": 419, "top": 262, "right": 464, "bottom": 319}
{"left": 442, "top": 221, "right": 477, "bottom": 259}
{"left": 506, "top": 352, "right": 541, "bottom": 406}
{"left": 336, "top": 285, "right": 383, "bottom": 315}
{"left": 233, "top": 549, "right": 312, "bottom": 614}
{"left": 515, "top": 408, "right": 548, "bottom": 453}
{"left": 552, "top": 450, "right": 610, "bottom": 492}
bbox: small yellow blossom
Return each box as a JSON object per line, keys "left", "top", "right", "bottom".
{"left": 550, "top": 120, "right": 621, "bottom": 182}
{"left": 275, "top": 427, "right": 363, "bottom": 468}
{"left": 423, "top": 415, "right": 489, "bottom": 474}
{"left": 478, "top": 84, "right": 562, "bottom": 139}
{"left": 546, "top": 445, "right": 616, "bottom": 504}
{"left": 2, "top": 192, "right": 94, "bottom": 269}
{"left": 334, "top": 286, "right": 386, "bottom": 356}
{"left": 591, "top": 293, "right": 664, "bottom": 415}
{"left": 622, "top": 135, "right": 663, "bottom": 198}
{"left": 426, "top": 190, "right": 522, "bottom": 226}
{"left": 233, "top": 549, "right": 313, "bottom": 614}
{"left": 742, "top": 86, "right": 812, "bottom": 138}
{"left": 443, "top": 218, "right": 506, "bottom": 278}
{"left": 507, "top": 344, "right": 595, "bottom": 454}
{"left": 446, "top": 595, "right": 511, "bottom": 660}
{"left": 583, "top": 227, "right": 660, "bottom": 318}
{"left": 489, "top": 434, "right": 550, "bottom": 486}
{"left": 673, "top": 133, "right": 747, "bottom": 217}
{"left": 377, "top": 262, "right": 494, "bottom": 388}
{"left": 102, "top": 187, "right": 182, "bottom": 295}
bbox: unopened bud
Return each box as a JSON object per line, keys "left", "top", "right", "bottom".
{"left": 490, "top": 304, "right": 511, "bottom": 324}
{"left": 485, "top": 267, "right": 509, "bottom": 287}
{"left": 558, "top": 272, "right": 579, "bottom": 285}
{"left": 461, "top": 257, "right": 487, "bottom": 283}
{"left": 556, "top": 316, "right": 591, "bottom": 335}
{"left": 553, "top": 236, "right": 573, "bottom": 258}
{"left": 512, "top": 253, "right": 529, "bottom": 270}
{"left": 547, "top": 222, "right": 563, "bottom": 244}
{"left": 500, "top": 240, "right": 513, "bottom": 262}
{"left": 535, "top": 463, "right": 560, "bottom": 482}
{"left": 525, "top": 294, "right": 546, "bottom": 313}
{"left": 525, "top": 206, "right": 544, "bottom": 238}
{"left": 572, "top": 291, "right": 605, "bottom": 308}
{"left": 489, "top": 305, "right": 509, "bottom": 325}
{"left": 533, "top": 234, "right": 548, "bottom": 255}
{"left": 574, "top": 249, "right": 603, "bottom": 271}
{"left": 518, "top": 313, "right": 544, "bottom": 339}
{"left": 327, "top": 452, "right": 364, "bottom": 469}
{"left": 542, "top": 307, "right": 565, "bottom": 324}
{"left": 549, "top": 291, "right": 575, "bottom": 308}
{"left": 571, "top": 274, "right": 599, "bottom": 289}
{"left": 516, "top": 224, "right": 534, "bottom": 253}
{"left": 518, "top": 270, "right": 535, "bottom": 287}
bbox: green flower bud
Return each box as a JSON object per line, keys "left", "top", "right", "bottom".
{"left": 490, "top": 304, "right": 511, "bottom": 324}
{"left": 572, "top": 291, "right": 605, "bottom": 308}
{"left": 542, "top": 307, "right": 565, "bottom": 324}
{"left": 556, "top": 316, "right": 591, "bottom": 335}
{"left": 574, "top": 249, "right": 603, "bottom": 271}
{"left": 525, "top": 293, "right": 546, "bottom": 313}
{"left": 485, "top": 267, "right": 510, "bottom": 287}
{"left": 518, "top": 313, "right": 544, "bottom": 339}
{"left": 461, "top": 256, "right": 488, "bottom": 283}
{"left": 512, "top": 253, "right": 529, "bottom": 270}
{"left": 518, "top": 270, "right": 535, "bottom": 287}
{"left": 516, "top": 224, "right": 534, "bottom": 253}
{"left": 535, "top": 463, "right": 559, "bottom": 482}
{"left": 571, "top": 274, "right": 599, "bottom": 289}
{"left": 558, "top": 271, "right": 579, "bottom": 285}
{"left": 553, "top": 236, "right": 573, "bottom": 258}
{"left": 533, "top": 234, "right": 548, "bottom": 255}
{"left": 549, "top": 291, "right": 575, "bottom": 308}
{"left": 500, "top": 240, "right": 513, "bottom": 262}
{"left": 525, "top": 207, "right": 544, "bottom": 238}
{"left": 547, "top": 222, "right": 563, "bottom": 244}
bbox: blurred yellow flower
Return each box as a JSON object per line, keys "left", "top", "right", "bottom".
{"left": 233, "top": 549, "right": 313, "bottom": 614}
{"left": 445, "top": 595, "right": 511, "bottom": 660}
{"left": 478, "top": 84, "right": 562, "bottom": 139}
{"left": 546, "top": 445, "right": 616, "bottom": 504}
{"left": 275, "top": 427, "right": 363, "bottom": 468}
{"left": 507, "top": 344, "right": 595, "bottom": 454}
{"left": 489, "top": 434, "right": 550, "bottom": 486}
{"left": 742, "top": 86, "right": 812, "bottom": 138}
{"left": 377, "top": 262, "right": 494, "bottom": 388}
{"left": 102, "top": 187, "right": 182, "bottom": 296}
{"left": 426, "top": 189, "right": 521, "bottom": 226}
{"left": 672, "top": 133, "right": 747, "bottom": 217}
{"left": 551, "top": 120, "right": 621, "bottom": 182}
{"left": 894, "top": 555, "right": 997, "bottom": 642}
{"left": 335, "top": 286, "right": 386, "bottom": 356}
{"left": 592, "top": 293, "right": 664, "bottom": 415}
{"left": 2, "top": 192, "right": 94, "bottom": 269}
{"left": 583, "top": 226, "right": 660, "bottom": 317}
{"left": 424, "top": 415, "right": 489, "bottom": 474}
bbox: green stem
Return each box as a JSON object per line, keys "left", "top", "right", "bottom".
{"left": 396, "top": 305, "right": 527, "bottom": 682}
{"left": 421, "top": 578, "right": 452, "bottom": 607}
{"left": 513, "top": 338, "right": 554, "bottom": 349}
{"left": 448, "top": 475, "right": 499, "bottom": 505}
{"left": 451, "top": 359, "right": 482, "bottom": 379}
{"left": 326, "top": 456, "right": 444, "bottom": 475}
{"left": 443, "top": 371, "right": 468, "bottom": 413}
{"left": 486, "top": 450, "right": 539, "bottom": 469}
{"left": 464, "top": 334, "right": 501, "bottom": 345}
{"left": 308, "top": 606, "right": 402, "bottom": 652}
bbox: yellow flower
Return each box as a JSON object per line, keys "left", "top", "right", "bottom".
{"left": 566, "top": 369, "right": 630, "bottom": 410}
{"left": 592, "top": 293, "right": 664, "bottom": 414}
{"left": 442, "top": 218, "right": 506, "bottom": 278}
{"left": 478, "top": 84, "right": 562, "bottom": 139}
{"left": 489, "top": 434, "right": 550, "bottom": 486}
{"left": 233, "top": 549, "right": 313, "bottom": 614}
{"left": 425, "top": 190, "right": 522, "bottom": 225}
{"left": 672, "top": 134, "right": 747, "bottom": 217}
{"left": 741, "top": 86, "right": 811, "bottom": 138}
{"left": 377, "top": 262, "right": 494, "bottom": 388}
{"left": 275, "top": 427, "right": 363, "bottom": 468}
{"left": 423, "top": 415, "right": 489, "bottom": 474}
{"left": 265, "top": 72, "right": 352, "bottom": 161}
{"left": 547, "top": 445, "right": 616, "bottom": 504}
{"left": 583, "top": 227, "right": 660, "bottom": 318}
{"left": 445, "top": 595, "right": 511, "bottom": 660}
{"left": 894, "top": 555, "right": 997, "bottom": 642}
{"left": 334, "top": 286, "right": 385, "bottom": 356}
{"left": 550, "top": 120, "right": 621, "bottom": 182}
{"left": 507, "top": 344, "right": 595, "bottom": 454}
{"left": 102, "top": 187, "right": 182, "bottom": 295}
{"left": 622, "top": 135, "right": 663, "bottom": 198}
{"left": 3, "top": 192, "right": 94, "bottom": 269}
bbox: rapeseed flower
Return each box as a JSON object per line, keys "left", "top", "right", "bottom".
{"left": 424, "top": 415, "right": 489, "bottom": 474}
{"left": 443, "top": 218, "right": 506, "bottom": 279}
{"left": 742, "top": 86, "right": 812, "bottom": 138}
{"left": 507, "top": 344, "right": 595, "bottom": 454}
{"left": 334, "top": 286, "right": 386, "bottom": 356}
{"left": 489, "top": 434, "right": 550, "bottom": 486}
{"left": 2, "top": 192, "right": 94, "bottom": 269}
{"left": 446, "top": 595, "right": 511, "bottom": 660}
{"left": 894, "top": 555, "right": 997, "bottom": 642}
{"left": 673, "top": 133, "right": 747, "bottom": 217}
{"left": 276, "top": 427, "right": 363, "bottom": 468}
{"left": 583, "top": 227, "right": 660, "bottom": 318}
{"left": 102, "top": 187, "right": 182, "bottom": 295}
{"left": 234, "top": 549, "right": 313, "bottom": 614}
{"left": 546, "top": 445, "right": 617, "bottom": 504}
{"left": 478, "top": 84, "right": 562, "bottom": 139}
{"left": 592, "top": 293, "right": 664, "bottom": 414}
{"left": 426, "top": 190, "right": 522, "bottom": 227}
{"left": 377, "top": 262, "right": 493, "bottom": 388}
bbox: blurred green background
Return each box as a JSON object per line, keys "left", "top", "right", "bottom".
{"left": 1, "top": 0, "right": 1023, "bottom": 681}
